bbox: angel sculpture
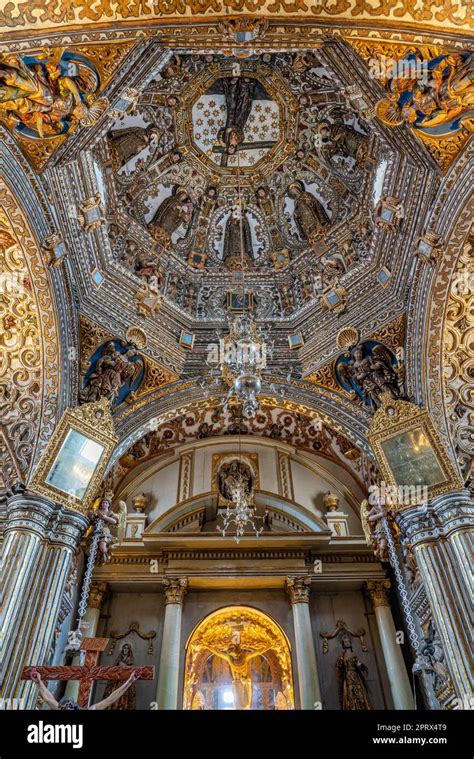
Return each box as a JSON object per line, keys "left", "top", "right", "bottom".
{"left": 0, "top": 50, "right": 107, "bottom": 139}
{"left": 86, "top": 494, "right": 127, "bottom": 564}
{"left": 337, "top": 343, "right": 401, "bottom": 410}
{"left": 415, "top": 620, "right": 450, "bottom": 692}
{"left": 361, "top": 499, "right": 389, "bottom": 561}
{"left": 80, "top": 341, "right": 143, "bottom": 405}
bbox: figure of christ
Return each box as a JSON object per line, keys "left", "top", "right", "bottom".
{"left": 205, "top": 640, "right": 272, "bottom": 709}
{"left": 30, "top": 668, "right": 142, "bottom": 710}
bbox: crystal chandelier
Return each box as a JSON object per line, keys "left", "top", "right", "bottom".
{"left": 217, "top": 462, "right": 263, "bottom": 544}
{"left": 220, "top": 312, "right": 266, "bottom": 416}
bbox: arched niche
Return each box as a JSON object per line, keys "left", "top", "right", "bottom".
{"left": 183, "top": 605, "right": 295, "bottom": 710}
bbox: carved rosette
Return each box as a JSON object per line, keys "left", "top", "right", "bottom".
{"left": 365, "top": 579, "right": 391, "bottom": 608}
{"left": 286, "top": 576, "right": 311, "bottom": 604}
{"left": 163, "top": 577, "right": 188, "bottom": 605}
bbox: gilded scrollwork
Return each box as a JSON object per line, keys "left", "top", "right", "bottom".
{"left": 442, "top": 233, "right": 473, "bottom": 476}
{"left": 0, "top": 180, "right": 60, "bottom": 486}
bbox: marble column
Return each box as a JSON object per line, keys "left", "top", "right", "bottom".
{"left": 1, "top": 493, "right": 87, "bottom": 706}
{"left": 397, "top": 489, "right": 473, "bottom": 705}
{"left": 286, "top": 576, "right": 322, "bottom": 710}
{"left": 64, "top": 581, "right": 108, "bottom": 701}
{"left": 156, "top": 577, "right": 188, "bottom": 710}
{"left": 365, "top": 580, "right": 415, "bottom": 710}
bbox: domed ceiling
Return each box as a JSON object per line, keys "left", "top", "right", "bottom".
{"left": 41, "top": 38, "right": 450, "bottom": 458}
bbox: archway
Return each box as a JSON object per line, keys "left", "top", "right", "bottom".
{"left": 183, "top": 606, "right": 295, "bottom": 711}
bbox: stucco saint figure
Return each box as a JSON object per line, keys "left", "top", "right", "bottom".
{"left": 287, "top": 180, "right": 330, "bottom": 241}
{"left": 336, "top": 635, "right": 372, "bottom": 710}
{"left": 108, "top": 124, "right": 162, "bottom": 169}
{"left": 223, "top": 208, "right": 253, "bottom": 267}
{"left": 148, "top": 186, "right": 192, "bottom": 243}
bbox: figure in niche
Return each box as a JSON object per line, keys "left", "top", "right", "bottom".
{"left": 315, "top": 113, "right": 368, "bottom": 167}
{"left": 166, "top": 272, "right": 181, "bottom": 303}
{"left": 287, "top": 180, "right": 330, "bottom": 243}
{"left": 148, "top": 186, "right": 192, "bottom": 245}
{"left": 336, "top": 343, "right": 401, "bottom": 410}
{"left": 205, "top": 636, "right": 272, "bottom": 710}
{"left": 134, "top": 251, "right": 163, "bottom": 292}
{"left": 102, "top": 643, "right": 137, "bottom": 709}
{"left": 80, "top": 341, "right": 142, "bottom": 405}
{"left": 336, "top": 635, "right": 372, "bottom": 710}
{"left": 298, "top": 269, "right": 314, "bottom": 302}
{"left": 223, "top": 208, "right": 254, "bottom": 268}
{"left": 217, "top": 76, "right": 256, "bottom": 155}
{"left": 217, "top": 460, "right": 254, "bottom": 502}
{"left": 280, "top": 283, "right": 295, "bottom": 315}
{"left": 320, "top": 254, "right": 346, "bottom": 289}
{"left": 183, "top": 283, "right": 198, "bottom": 313}
{"left": 108, "top": 124, "right": 162, "bottom": 170}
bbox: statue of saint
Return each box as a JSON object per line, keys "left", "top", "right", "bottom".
{"left": 287, "top": 180, "right": 330, "bottom": 242}
{"left": 336, "top": 635, "right": 372, "bottom": 710}
{"left": 222, "top": 208, "right": 253, "bottom": 268}
{"left": 148, "top": 186, "right": 192, "bottom": 243}
{"left": 102, "top": 643, "right": 136, "bottom": 709}
{"left": 205, "top": 639, "right": 271, "bottom": 709}
{"left": 108, "top": 124, "right": 162, "bottom": 169}
{"left": 80, "top": 341, "right": 142, "bottom": 405}
{"left": 316, "top": 114, "right": 368, "bottom": 167}
{"left": 217, "top": 76, "right": 256, "bottom": 155}
{"left": 217, "top": 460, "right": 253, "bottom": 502}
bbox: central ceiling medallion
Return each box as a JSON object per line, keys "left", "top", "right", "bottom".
{"left": 179, "top": 61, "right": 298, "bottom": 185}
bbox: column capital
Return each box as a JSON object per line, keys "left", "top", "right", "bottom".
{"left": 396, "top": 488, "right": 473, "bottom": 547}
{"left": 163, "top": 577, "right": 188, "bottom": 606}
{"left": 286, "top": 576, "right": 311, "bottom": 605}
{"left": 5, "top": 493, "right": 87, "bottom": 550}
{"left": 365, "top": 579, "right": 391, "bottom": 608}
{"left": 88, "top": 582, "right": 108, "bottom": 610}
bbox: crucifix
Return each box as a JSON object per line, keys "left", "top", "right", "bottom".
{"left": 22, "top": 637, "right": 155, "bottom": 710}
{"left": 212, "top": 140, "right": 277, "bottom": 167}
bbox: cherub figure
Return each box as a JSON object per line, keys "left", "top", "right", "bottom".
{"left": 361, "top": 499, "right": 388, "bottom": 561}
{"left": 86, "top": 495, "right": 127, "bottom": 564}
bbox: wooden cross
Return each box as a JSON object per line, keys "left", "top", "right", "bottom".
{"left": 212, "top": 140, "right": 277, "bottom": 167}
{"left": 22, "top": 637, "right": 154, "bottom": 708}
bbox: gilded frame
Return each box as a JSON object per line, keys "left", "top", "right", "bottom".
{"left": 368, "top": 394, "right": 463, "bottom": 507}
{"left": 28, "top": 397, "right": 118, "bottom": 514}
